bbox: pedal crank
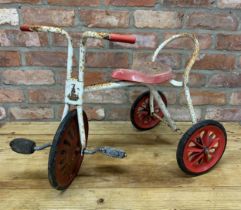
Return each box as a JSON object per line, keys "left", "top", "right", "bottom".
{"left": 84, "top": 147, "right": 127, "bottom": 159}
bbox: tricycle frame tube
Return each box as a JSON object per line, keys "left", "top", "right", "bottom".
{"left": 152, "top": 33, "right": 200, "bottom": 124}
{"left": 148, "top": 85, "right": 177, "bottom": 132}
{"left": 77, "top": 105, "right": 86, "bottom": 154}
{"left": 84, "top": 82, "right": 136, "bottom": 92}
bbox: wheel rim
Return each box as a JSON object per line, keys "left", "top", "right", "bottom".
{"left": 50, "top": 111, "right": 88, "bottom": 189}
{"left": 133, "top": 93, "right": 166, "bottom": 129}
{"left": 55, "top": 118, "right": 81, "bottom": 187}
{"left": 183, "top": 125, "right": 226, "bottom": 173}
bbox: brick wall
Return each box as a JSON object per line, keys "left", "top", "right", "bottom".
{"left": 0, "top": 0, "right": 241, "bottom": 121}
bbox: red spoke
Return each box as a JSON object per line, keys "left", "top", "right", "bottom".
{"left": 187, "top": 147, "right": 203, "bottom": 153}
{"left": 190, "top": 153, "right": 204, "bottom": 165}
{"left": 139, "top": 110, "right": 149, "bottom": 115}
{"left": 191, "top": 139, "right": 204, "bottom": 148}
{"left": 201, "top": 129, "right": 210, "bottom": 146}
{"left": 205, "top": 153, "right": 213, "bottom": 163}
{"left": 208, "top": 153, "right": 214, "bottom": 160}
{"left": 208, "top": 137, "right": 220, "bottom": 149}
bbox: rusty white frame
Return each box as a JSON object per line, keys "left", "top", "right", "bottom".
{"left": 24, "top": 26, "right": 200, "bottom": 154}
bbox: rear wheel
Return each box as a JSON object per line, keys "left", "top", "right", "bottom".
{"left": 176, "top": 120, "right": 227, "bottom": 175}
{"left": 48, "top": 109, "right": 88, "bottom": 190}
{"left": 130, "top": 91, "right": 167, "bottom": 131}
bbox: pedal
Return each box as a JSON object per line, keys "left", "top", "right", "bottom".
{"left": 10, "top": 138, "right": 51, "bottom": 154}
{"left": 84, "top": 147, "right": 127, "bottom": 159}
{"left": 99, "top": 147, "right": 127, "bottom": 158}
{"left": 10, "top": 138, "right": 36, "bottom": 154}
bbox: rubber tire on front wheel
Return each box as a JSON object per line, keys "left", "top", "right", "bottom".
{"left": 48, "top": 109, "right": 88, "bottom": 190}
{"left": 176, "top": 120, "right": 227, "bottom": 175}
{"left": 130, "top": 91, "right": 167, "bottom": 131}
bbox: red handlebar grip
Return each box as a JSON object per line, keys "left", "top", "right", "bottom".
{"left": 20, "top": 25, "right": 33, "bottom": 32}
{"left": 108, "top": 34, "right": 136, "bottom": 44}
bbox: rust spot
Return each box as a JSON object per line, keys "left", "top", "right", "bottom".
{"left": 97, "top": 198, "right": 104, "bottom": 204}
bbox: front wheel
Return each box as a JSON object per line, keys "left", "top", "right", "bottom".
{"left": 48, "top": 109, "right": 89, "bottom": 190}
{"left": 176, "top": 120, "right": 227, "bottom": 175}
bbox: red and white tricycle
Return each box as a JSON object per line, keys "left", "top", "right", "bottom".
{"left": 10, "top": 25, "right": 227, "bottom": 190}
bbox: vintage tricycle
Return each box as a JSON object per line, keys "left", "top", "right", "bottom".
{"left": 10, "top": 25, "right": 227, "bottom": 190}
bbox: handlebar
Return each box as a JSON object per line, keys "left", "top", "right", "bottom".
{"left": 20, "top": 25, "right": 33, "bottom": 32}
{"left": 20, "top": 25, "right": 65, "bottom": 34}
{"left": 81, "top": 31, "right": 136, "bottom": 44}
{"left": 20, "top": 25, "right": 74, "bottom": 80}
{"left": 20, "top": 25, "right": 136, "bottom": 44}
{"left": 107, "top": 33, "right": 136, "bottom": 44}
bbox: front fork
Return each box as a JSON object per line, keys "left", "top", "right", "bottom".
{"left": 63, "top": 79, "right": 126, "bottom": 158}
{"left": 77, "top": 105, "right": 86, "bottom": 155}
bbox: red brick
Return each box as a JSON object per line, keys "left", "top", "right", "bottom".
{"left": 163, "top": 33, "right": 212, "bottom": 49}
{"left": 187, "top": 12, "right": 238, "bottom": 31}
{"left": 230, "top": 92, "right": 241, "bottom": 105}
{"left": 169, "top": 106, "right": 201, "bottom": 121}
{"left": 128, "top": 88, "right": 177, "bottom": 105}
{"left": 134, "top": 10, "right": 183, "bottom": 29}
{"left": 0, "top": 107, "right": 6, "bottom": 120}
{"left": 217, "top": 0, "right": 241, "bottom": 8}
{"left": 57, "top": 105, "right": 105, "bottom": 120}
{"left": 0, "top": 0, "right": 40, "bottom": 3}
{"left": 193, "top": 54, "right": 235, "bottom": 70}
{"left": 205, "top": 107, "right": 241, "bottom": 121}
{"left": 1, "top": 70, "right": 54, "bottom": 85}
{"left": 180, "top": 90, "right": 226, "bottom": 105}
{"left": 0, "top": 89, "right": 24, "bottom": 102}
{"left": 84, "top": 71, "right": 107, "bottom": 86}
{"left": 10, "top": 107, "right": 54, "bottom": 120}
{"left": 28, "top": 88, "right": 64, "bottom": 103}
{"left": 110, "top": 33, "right": 158, "bottom": 49}
{"left": 84, "top": 89, "right": 127, "bottom": 104}
{"left": 0, "top": 30, "right": 47, "bottom": 47}
{"left": 22, "top": 8, "right": 75, "bottom": 27}
{"left": 217, "top": 34, "right": 241, "bottom": 51}
{"left": 52, "top": 33, "right": 104, "bottom": 48}
{"left": 86, "top": 52, "right": 129, "bottom": 68}
{"left": 106, "top": 105, "right": 130, "bottom": 120}
{"left": 0, "top": 9, "right": 18, "bottom": 26}
{"left": 0, "top": 51, "right": 20, "bottom": 67}
{"left": 55, "top": 69, "right": 107, "bottom": 85}
{"left": 105, "top": 0, "right": 156, "bottom": 6}
{"left": 128, "top": 87, "right": 146, "bottom": 103}
{"left": 83, "top": 106, "right": 105, "bottom": 120}
{"left": 133, "top": 52, "right": 181, "bottom": 69}
{"left": 48, "top": 0, "right": 99, "bottom": 6}
{"left": 80, "top": 10, "right": 129, "bottom": 28}
{"left": 175, "top": 73, "right": 206, "bottom": 87}
{"left": 25, "top": 51, "right": 76, "bottom": 67}
{"left": 166, "top": 0, "right": 214, "bottom": 7}
{"left": 207, "top": 73, "right": 241, "bottom": 88}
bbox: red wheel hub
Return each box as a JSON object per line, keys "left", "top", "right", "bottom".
{"left": 183, "top": 125, "right": 226, "bottom": 173}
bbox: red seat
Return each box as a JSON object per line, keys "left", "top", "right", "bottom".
{"left": 112, "top": 62, "right": 174, "bottom": 84}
